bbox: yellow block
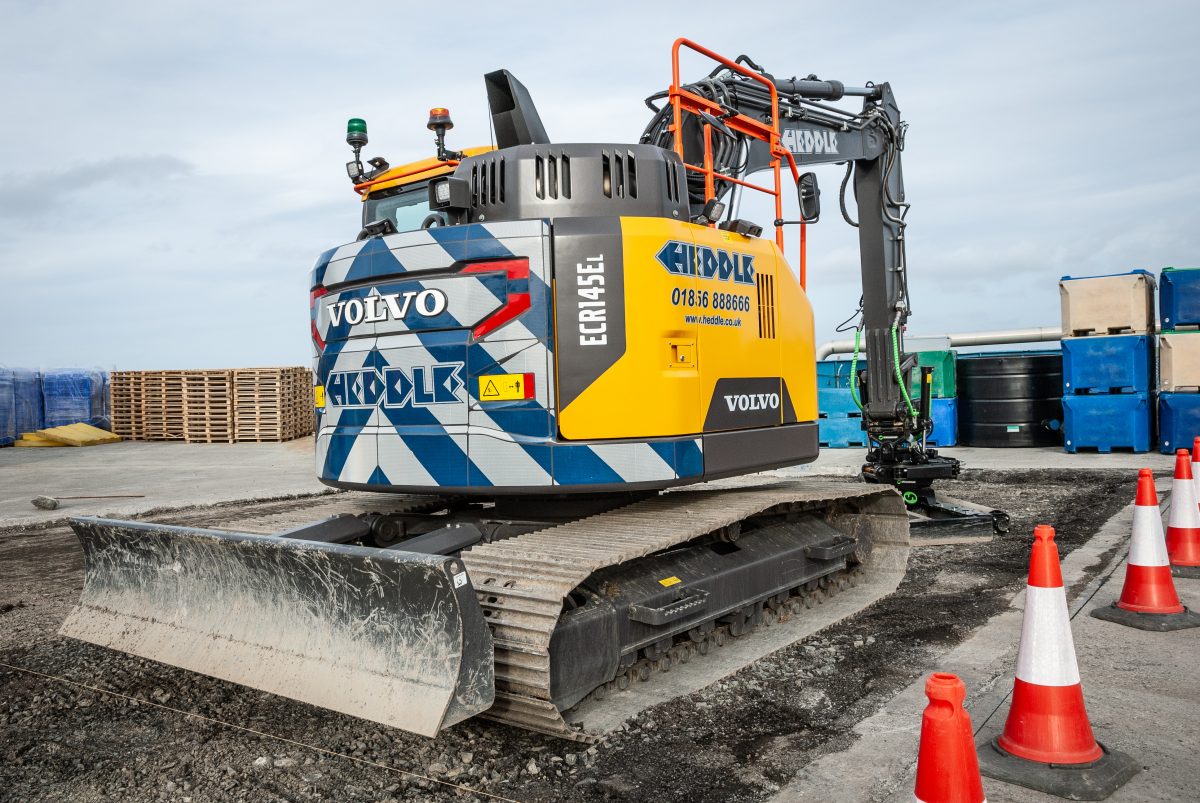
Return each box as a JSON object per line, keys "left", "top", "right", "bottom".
{"left": 35, "top": 423, "right": 122, "bottom": 447}
{"left": 15, "top": 434, "right": 66, "bottom": 447}
{"left": 314, "top": 385, "right": 325, "bottom": 408}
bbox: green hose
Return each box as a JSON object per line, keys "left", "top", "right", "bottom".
{"left": 891, "top": 324, "right": 917, "bottom": 418}
{"left": 849, "top": 328, "right": 863, "bottom": 411}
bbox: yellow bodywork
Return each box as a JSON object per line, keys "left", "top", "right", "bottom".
{"left": 359, "top": 146, "right": 496, "bottom": 199}
{"left": 556, "top": 217, "right": 816, "bottom": 440}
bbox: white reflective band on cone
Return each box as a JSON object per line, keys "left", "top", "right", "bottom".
{"left": 1130, "top": 505, "right": 1170, "bottom": 567}
{"left": 1015, "top": 585, "right": 1081, "bottom": 686}
{"left": 1168, "top": 477, "right": 1200, "bottom": 528}
{"left": 914, "top": 796, "right": 987, "bottom": 803}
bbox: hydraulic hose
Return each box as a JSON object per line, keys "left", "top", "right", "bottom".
{"left": 849, "top": 328, "right": 864, "bottom": 411}
{"left": 891, "top": 324, "right": 917, "bottom": 418}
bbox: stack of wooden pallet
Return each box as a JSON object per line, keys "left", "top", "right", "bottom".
{"left": 110, "top": 368, "right": 313, "bottom": 443}
{"left": 109, "top": 371, "right": 143, "bottom": 441}
{"left": 234, "top": 367, "right": 313, "bottom": 442}
{"left": 184, "top": 370, "right": 235, "bottom": 444}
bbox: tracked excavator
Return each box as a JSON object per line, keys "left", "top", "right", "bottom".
{"left": 62, "top": 40, "right": 998, "bottom": 741}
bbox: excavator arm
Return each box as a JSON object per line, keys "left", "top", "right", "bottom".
{"left": 642, "top": 59, "right": 994, "bottom": 523}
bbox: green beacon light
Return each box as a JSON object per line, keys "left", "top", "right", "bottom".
{"left": 345, "top": 118, "right": 369, "bottom": 183}
{"left": 346, "top": 118, "right": 368, "bottom": 149}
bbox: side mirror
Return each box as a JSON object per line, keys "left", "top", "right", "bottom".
{"left": 797, "top": 172, "right": 821, "bottom": 223}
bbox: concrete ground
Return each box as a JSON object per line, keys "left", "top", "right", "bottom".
{"left": 0, "top": 438, "right": 327, "bottom": 527}
{"left": 0, "top": 439, "right": 1175, "bottom": 527}
{"left": 777, "top": 481, "right": 1200, "bottom": 803}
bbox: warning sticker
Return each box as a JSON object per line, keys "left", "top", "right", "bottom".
{"left": 658, "top": 576, "right": 682, "bottom": 587}
{"left": 478, "top": 372, "right": 535, "bottom": 402}
{"left": 313, "top": 385, "right": 325, "bottom": 408}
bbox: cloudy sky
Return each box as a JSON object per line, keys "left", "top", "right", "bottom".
{"left": 1, "top": 1, "right": 1197, "bottom": 370}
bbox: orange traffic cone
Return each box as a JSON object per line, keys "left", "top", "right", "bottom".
{"left": 1093, "top": 469, "right": 1200, "bottom": 630}
{"left": 913, "top": 673, "right": 986, "bottom": 803}
{"left": 978, "top": 525, "right": 1138, "bottom": 798}
{"left": 1191, "top": 437, "right": 1200, "bottom": 501}
{"left": 1170, "top": 448, "right": 1200, "bottom": 578}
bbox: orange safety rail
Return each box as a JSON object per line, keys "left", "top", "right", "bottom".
{"left": 668, "top": 38, "right": 806, "bottom": 288}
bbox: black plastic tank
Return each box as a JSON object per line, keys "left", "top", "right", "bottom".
{"left": 957, "top": 352, "right": 1064, "bottom": 447}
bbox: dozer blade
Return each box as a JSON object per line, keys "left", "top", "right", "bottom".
{"left": 59, "top": 517, "right": 494, "bottom": 737}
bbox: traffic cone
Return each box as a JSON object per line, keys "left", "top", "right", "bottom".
{"left": 1092, "top": 469, "right": 1200, "bottom": 630}
{"left": 1191, "top": 437, "right": 1200, "bottom": 502}
{"left": 913, "top": 673, "right": 986, "bottom": 803}
{"left": 1166, "top": 449, "right": 1200, "bottom": 578}
{"left": 978, "top": 525, "right": 1138, "bottom": 798}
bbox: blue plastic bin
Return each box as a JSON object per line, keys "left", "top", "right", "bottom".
{"left": 1062, "top": 393, "right": 1153, "bottom": 453}
{"left": 818, "top": 416, "right": 867, "bottom": 448}
{"left": 0, "top": 369, "right": 14, "bottom": 446}
{"left": 1158, "top": 393, "right": 1200, "bottom": 453}
{"left": 1160, "top": 267, "right": 1200, "bottom": 330}
{"left": 817, "top": 360, "right": 858, "bottom": 389}
{"left": 13, "top": 369, "right": 43, "bottom": 434}
{"left": 818, "top": 387, "right": 862, "bottom": 418}
{"left": 927, "top": 398, "right": 958, "bottom": 447}
{"left": 1061, "top": 335, "right": 1153, "bottom": 394}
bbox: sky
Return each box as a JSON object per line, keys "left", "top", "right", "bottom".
{"left": 1, "top": 0, "right": 1197, "bottom": 370}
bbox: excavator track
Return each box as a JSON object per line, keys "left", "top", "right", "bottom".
{"left": 460, "top": 480, "right": 903, "bottom": 740}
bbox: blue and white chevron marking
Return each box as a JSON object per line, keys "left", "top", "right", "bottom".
{"left": 312, "top": 221, "right": 703, "bottom": 490}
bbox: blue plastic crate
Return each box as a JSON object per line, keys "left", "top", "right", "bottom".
{"left": 1061, "top": 335, "right": 1153, "bottom": 394}
{"left": 1160, "top": 267, "right": 1200, "bottom": 330}
{"left": 1062, "top": 393, "right": 1153, "bottom": 453}
{"left": 1158, "top": 393, "right": 1200, "bottom": 453}
{"left": 818, "top": 416, "right": 867, "bottom": 448}
{"left": 927, "top": 398, "right": 958, "bottom": 447}
{"left": 818, "top": 387, "right": 862, "bottom": 419}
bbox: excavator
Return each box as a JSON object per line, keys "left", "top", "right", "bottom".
{"left": 62, "top": 40, "right": 988, "bottom": 741}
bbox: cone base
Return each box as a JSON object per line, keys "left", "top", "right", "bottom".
{"left": 978, "top": 738, "right": 1139, "bottom": 801}
{"left": 1090, "top": 602, "right": 1200, "bottom": 631}
{"left": 1171, "top": 563, "right": 1200, "bottom": 579}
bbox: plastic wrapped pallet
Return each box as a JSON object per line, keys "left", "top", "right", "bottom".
{"left": 13, "top": 368, "right": 44, "bottom": 434}
{"left": 1059, "top": 270, "right": 1155, "bottom": 336}
{"left": 42, "top": 369, "right": 108, "bottom": 429}
{"left": 0, "top": 368, "right": 14, "bottom": 446}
